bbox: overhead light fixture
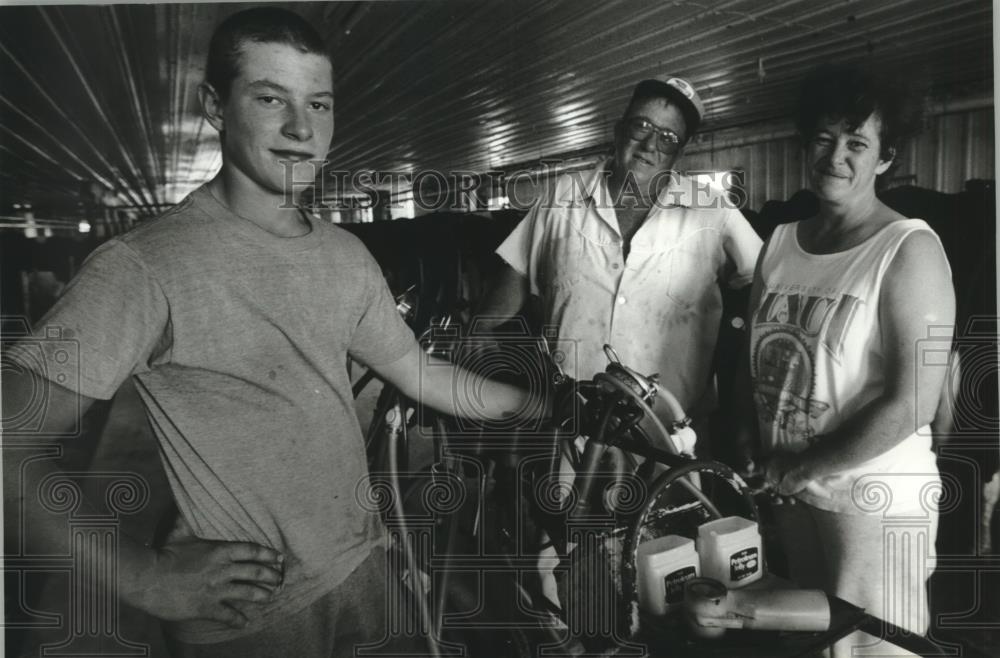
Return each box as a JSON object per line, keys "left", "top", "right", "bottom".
{"left": 78, "top": 220, "right": 92, "bottom": 233}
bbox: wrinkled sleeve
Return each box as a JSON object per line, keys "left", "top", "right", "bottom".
{"left": 7, "top": 240, "right": 170, "bottom": 400}
{"left": 347, "top": 249, "right": 416, "bottom": 366}
{"left": 495, "top": 191, "right": 551, "bottom": 297}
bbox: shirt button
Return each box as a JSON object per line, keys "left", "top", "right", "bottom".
{"left": 617, "top": 296, "right": 627, "bottom": 305}
{"left": 611, "top": 263, "right": 620, "bottom": 270}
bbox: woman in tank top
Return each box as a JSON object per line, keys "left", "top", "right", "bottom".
{"left": 744, "top": 64, "right": 955, "bottom": 656}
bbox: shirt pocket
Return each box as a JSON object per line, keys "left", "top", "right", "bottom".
{"left": 539, "top": 229, "right": 587, "bottom": 292}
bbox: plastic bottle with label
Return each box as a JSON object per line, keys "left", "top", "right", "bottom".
{"left": 637, "top": 535, "right": 700, "bottom": 616}
{"left": 696, "top": 516, "right": 763, "bottom": 588}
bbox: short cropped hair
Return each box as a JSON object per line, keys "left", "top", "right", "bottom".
{"left": 206, "top": 7, "right": 330, "bottom": 101}
{"left": 796, "top": 63, "right": 923, "bottom": 167}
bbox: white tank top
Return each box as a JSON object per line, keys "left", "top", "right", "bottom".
{"left": 750, "top": 219, "right": 943, "bottom": 514}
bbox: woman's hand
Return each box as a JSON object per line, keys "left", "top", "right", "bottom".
{"left": 763, "top": 452, "right": 813, "bottom": 496}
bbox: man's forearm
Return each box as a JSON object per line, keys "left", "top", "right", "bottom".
{"left": 474, "top": 263, "right": 530, "bottom": 331}
{"left": 371, "top": 342, "right": 551, "bottom": 427}
{"left": 3, "top": 450, "right": 157, "bottom": 609}
{"left": 3, "top": 368, "right": 156, "bottom": 608}
{"left": 420, "top": 357, "right": 548, "bottom": 423}
{"left": 731, "top": 345, "right": 760, "bottom": 467}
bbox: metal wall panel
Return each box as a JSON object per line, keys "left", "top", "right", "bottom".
{"left": 687, "top": 107, "right": 993, "bottom": 211}
{"left": 506, "top": 106, "right": 993, "bottom": 212}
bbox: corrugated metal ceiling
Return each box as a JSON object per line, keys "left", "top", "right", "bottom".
{"left": 0, "top": 0, "right": 992, "bottom": 217}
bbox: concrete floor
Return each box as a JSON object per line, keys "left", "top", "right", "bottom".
{"left": 6, "top": 378, "right": 999, "bottom": 658}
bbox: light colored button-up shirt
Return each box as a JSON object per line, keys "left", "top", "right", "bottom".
{"left": 496, "top": 160, "right": 762, "bottom": 416}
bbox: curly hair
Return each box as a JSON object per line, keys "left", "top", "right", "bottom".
{"left": 206, "top": 8, "right": 330, "bottom": 102}
{"left": 796, "top": 63, "right": 923, "bottom": 178}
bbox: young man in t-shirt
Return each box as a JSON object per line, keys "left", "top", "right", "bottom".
{"left": 2, "top": 8, "right": 544, "bottom": 657}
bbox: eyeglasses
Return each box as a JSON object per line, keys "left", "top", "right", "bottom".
{"left": 624, "top": 117, "right": 682, "bottom": 153}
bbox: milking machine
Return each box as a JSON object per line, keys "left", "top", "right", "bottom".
{"left": 365, "top": 328, "right": 884, "bottom": 657}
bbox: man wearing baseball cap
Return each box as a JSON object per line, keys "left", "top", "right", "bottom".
{"left": 483, "top": 73, "right": 760, "bottom": 426}
{"left": 477, "top": 74, "right": 761, "bottom": 607}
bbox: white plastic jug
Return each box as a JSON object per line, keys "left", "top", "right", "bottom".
{"left": 636, "top": 535, "right": 700, "bottom": 615}
{"left": 696, "top": 516, "right": 763, "bottom": 588}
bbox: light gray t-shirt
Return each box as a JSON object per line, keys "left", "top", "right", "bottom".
{"left": 20, "top": 186, "right": 415, "bottom": 642}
